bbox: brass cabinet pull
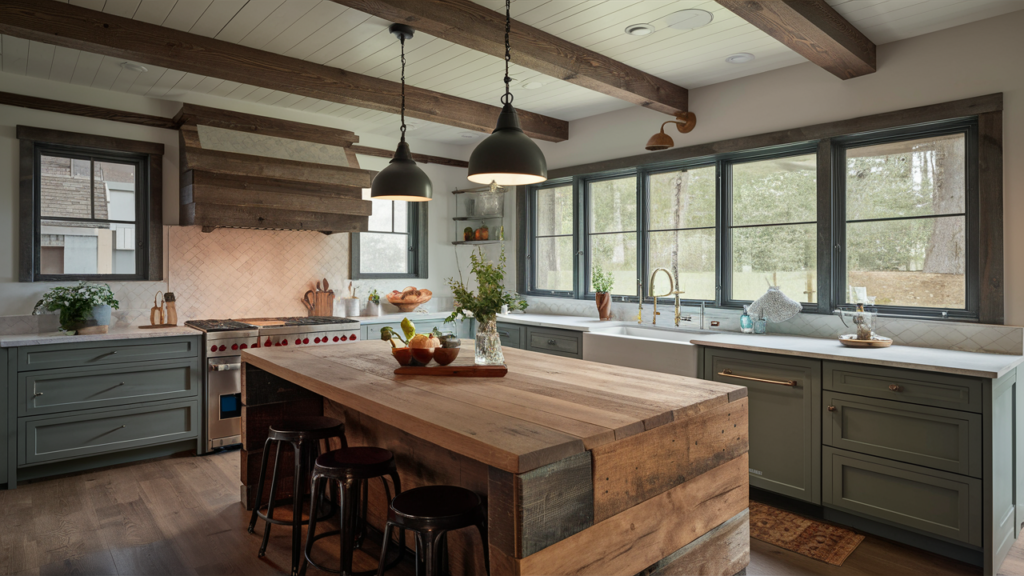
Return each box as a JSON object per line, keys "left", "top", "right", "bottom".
{"left": 34, "top": 392, "right": 44, "bottom": 397}
{"left": 888, "top": 384, "right": 901, "bottom": 392}
{"left": 498, "top": 331, "right": 510, "bottom": 337}
{"left": 828, "top": 405, "right": 836, "bottom": 412}
{"left": 718, "top": 369, "right": 797, "bottom": 387}
{"left": 547, "top": 339, "right": 557, "bottom": 345}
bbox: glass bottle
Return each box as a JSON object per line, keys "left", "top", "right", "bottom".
{"left": 475, "top": 318, "right": 505, "bottom": 365}
{"left": 740, "top": 306, "right": 753, "bottom": 334}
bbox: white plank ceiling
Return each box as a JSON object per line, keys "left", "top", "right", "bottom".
{"left": 2, "top": 0, "right": 1022, "bottom": 145}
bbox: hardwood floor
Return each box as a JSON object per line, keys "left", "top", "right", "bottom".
{"left": 0, "top": 450, "right": 1020, "bottom": 576}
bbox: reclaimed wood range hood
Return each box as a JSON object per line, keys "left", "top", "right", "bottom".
{"left": 175, "top": 104, "right": 376, "bottom": 234}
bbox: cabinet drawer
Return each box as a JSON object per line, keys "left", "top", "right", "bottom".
{"left": 19, "top": 399, "right": 198, "bottom": 466}
{"left": 823, "top": 391, "right": 980, "bottom": 477}
{"left": 496, "top": 322, "right": 522, "bottom": 349}
{"left": 18, "top": 336, "right": 199, "bottom": 372}
{"left": 19, "top": 359, "right": 199, "bottom": 417}
{"left": 824, "top": 361, "right": 982, "bottom": 413}
{"left": 526, "top": 327, "right": 581, "bottom": 358}
{"left": 704, "top": 348, "right": 821, "bottom": 504}
{"left": 823, "top": 447, "right": 981, "bottom": 546}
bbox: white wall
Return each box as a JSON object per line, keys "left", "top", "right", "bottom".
{"left": 0, "top": 71, "right": 474, "bottom": 318}
{"left": 523, "top": 10, "right": 1024, "bottom": 324}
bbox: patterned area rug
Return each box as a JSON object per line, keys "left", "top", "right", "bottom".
{"left": 749, "top": 501, "right": 866, "bottom": 566}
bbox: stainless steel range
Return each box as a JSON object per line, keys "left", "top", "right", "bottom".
{"left": 185, "top": 316, "right": 360, "bottom": 452}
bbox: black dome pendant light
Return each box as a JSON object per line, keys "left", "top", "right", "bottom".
{"left": 370, "top": 23, "right": 432, "bottom": 201}
{"left": 467, "top": 0, "right": 547, "bottom": 186}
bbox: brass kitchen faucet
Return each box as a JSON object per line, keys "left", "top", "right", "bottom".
{"left": 648, "top": 268, "right": 687, "bottom": 326}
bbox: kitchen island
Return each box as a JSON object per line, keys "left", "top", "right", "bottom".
{"left": 240, "top": 341, "right": 749, "bottom": 576}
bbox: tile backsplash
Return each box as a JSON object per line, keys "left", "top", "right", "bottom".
{"left": 523, "top": 295, "right": 1024, "bottom": 355}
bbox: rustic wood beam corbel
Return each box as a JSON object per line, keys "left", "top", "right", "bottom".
{"left": 331, "top": 0, "right": 689, "bottom": 115}
{"left": 0, "top": 0, "right": 568, "bottom": 141}
{"left": 715, "top": 0, "right": 876, "bottom": 80}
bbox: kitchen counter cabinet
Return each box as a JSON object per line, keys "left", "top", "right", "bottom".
{"left": 699, "top": 341, "right": 1018, "bottom": 576}
{"left": 241, "top": 342, "right": 750, "bottom": 576}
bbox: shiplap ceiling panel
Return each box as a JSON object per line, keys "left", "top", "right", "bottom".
{"left": 3, "top": 0, "right": 1022, "bottom": 144}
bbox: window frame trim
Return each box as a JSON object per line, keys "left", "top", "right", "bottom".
{"left": 831, "top": 119, "right": 980, "bottom": 320}
{"left": 581, "top": 169, "right": 641, "bottom": 300}
{"left": 524, "top": 176, "right": 577, "bottom": 297}
{"left": 350, "top": 200, "right": 428, "bottom": 280}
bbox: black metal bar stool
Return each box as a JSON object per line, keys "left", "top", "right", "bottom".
{"left": 378, "top": 485, "right": 488, "bottom": 576}
{"left": 301, "top": 447, "right": 404, "bottom": 576}
{"left": 248, "top": 416, "right": 347, "bottom": 576}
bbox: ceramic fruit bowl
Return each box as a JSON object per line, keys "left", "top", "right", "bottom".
{"left": 410, "top": 347, "right": 434, "bottom": 366}
{"left": 391, "top": 347, "right": 414, "bottom": 366}
{"left": 387, "top": 286, "right": 432, "bottom": 313}
{"left": 433, "top": 347, "right": 460, "bottom": 366}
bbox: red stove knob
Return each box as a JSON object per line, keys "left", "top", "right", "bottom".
{"left": 252, "top": 342, "right": 260, "bottom": 348}
{"left": 341, "top": 335, "right": 349, "bottom": 341}
{"left": 314, "top": 337, "right": 321, "bottom": 344}
{"left": 231, "top": 344, "right": 239, "bottom": 350}
{"left": 210, "top": 345, "right": 217, "bottom": 353}
{"left": 294, "top": 338, "right": 301, "bottom": 345}
{"left": 218, "top": 345, "right": 227, "bottom": 352}
{"left": 333, "top": 336, "right": 340, "bottom": 342}
{"left": 303, "top": 338, "right": 310, "bottom": 344}
{"left": 274, "top": 342, "right": 281, "bottom": 347}
{"left": 240, "top": 344, "right": 248, "bottom": 350}
{"left": 350, "top": 334, "right": 357, "bottom": 341}
{"left": 265, "top": 338, "right": 272, "bottom": 347}
{"left": 281, "top": 340, "right": 288, "bottom": 346}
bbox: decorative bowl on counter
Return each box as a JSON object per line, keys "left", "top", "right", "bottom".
{"left": 433, "top": 347, "right": 460, "bottom": 366}
{"left": 838, "top": 334, "right": 893, "bottom": 348}
{"left": 392, "top": 347, "right": 414, "bottom": 366}
{"left": 386, "top": 286, "right": 433, "bottom": 312}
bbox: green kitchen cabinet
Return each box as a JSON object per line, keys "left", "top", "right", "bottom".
{"left": 4, "top": 335, "right": 202, "bottom": 489}
{"left": 701, "top": 343, "right": 1019, "bottom": 576}
{"left": 496, "top": 322, "right": 524, "bottom": 349}
{"left": 704, "top": 348, "right": 821, "bottom": 504}
{"left": 525, "top": 326, "right": 583, "bottom": 359}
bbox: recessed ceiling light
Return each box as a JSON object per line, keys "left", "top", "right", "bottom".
{"left": 120, "top": 61, "right": 148, "bottom": 73}
{"left": 725, "top": 52, "right": 755, "bottom": 64}
{"left": 664, "top": 9, "right": 714, "bottom": 31}
{"left": 460, "top": 132, "right": 480, "bottom": 139}
{"left": 522, "top": 81, "right": 545, "bottom": 90}
{"left": 624, "top": 23, "right": 655, "bottom": 37}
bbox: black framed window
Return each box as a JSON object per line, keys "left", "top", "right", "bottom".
{"left": 33, "top": 145, "right": 148, "bottom": 280}
{"left": 835, "top": 122, "right": 977, "bottom": 318}
{"left": 530, "top": 181, "right": 575, "bottom": 294}
{"left": 724, "top": 150, "right": 818, "bottom": 307}
{"left": 646, "top": 165, "right": 717, "bottom": 301}
{"left": 351, "top": 189, "right": 427, "bottom": 279}
{"left": 585, "top": 173, "right": 639, "bottom": 297}
{"left": 519, "top": 110, "right": 994, "bottom": 322}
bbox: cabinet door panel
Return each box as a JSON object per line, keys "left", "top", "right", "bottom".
{"left": 18, "top": 337, "right": 198, "bottom": 372}
{"left": 705, "top": 348, "right": 821, "bottom": 504}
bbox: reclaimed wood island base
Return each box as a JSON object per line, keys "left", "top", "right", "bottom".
{"left": 240, "top": 341, "right": 750, "bottom": 576}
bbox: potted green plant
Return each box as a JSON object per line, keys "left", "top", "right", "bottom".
{"left": 445, "top": 247, "right": 527, "bottom": 365}
{"left": 366, "top": 288, "right": 382, "bottom": 316}
{"left": 592, "top": 264, "right": 614, "bottom": 321}
{"left": 33, "top": 282, "right": 120, "bottom": 334}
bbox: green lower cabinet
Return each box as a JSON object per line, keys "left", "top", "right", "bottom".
{"left": 823, "top": 446, "right": 981, "bottom": 546}
{"left": 19, "top": 398, "right": 198, "bottom": 466}
{"left": 823, "top": 391, "right": 981, "bottom": 477}
{"left": 525, "top": 327, "right": 581, "bottom": 358}
{"left": 496, "top": 322, "right": 523, "bottom": 349}
{"left": 704, "top": 348, "right": 821, "bottom": 504}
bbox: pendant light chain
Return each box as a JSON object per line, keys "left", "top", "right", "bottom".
{"left": 501, "top": 0, "right": 513, "bottom": 105}
{"left": 400, "top": 35, "right": 407, "bottom": 142}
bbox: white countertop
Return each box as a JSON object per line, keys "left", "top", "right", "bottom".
{"left": 690, "top": 333, "right": 1024, "bottom": 380}
{"left": 0, "top": 325, "right": 200, "bottom": 348}
{"left": 495, "top": 313, "right": 1024, "bottom": 379}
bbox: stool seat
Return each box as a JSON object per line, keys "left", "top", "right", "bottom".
{"left": 379, "top": 485, "right": 488, "bottom": 576}
{"left": 390, "top": 486, "right": 482, "bottom": 528}
{"left": 315, "top": 447, "right": 395, "bottom": 478}
{"left": 269, "top": 417, "right": 345, "bottom": 442}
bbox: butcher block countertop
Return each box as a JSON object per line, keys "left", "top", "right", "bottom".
{"left": 242, "top": 340, "right": 746, "bottom": 474}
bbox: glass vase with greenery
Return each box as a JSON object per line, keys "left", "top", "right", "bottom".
{"left": 592, "top": 264, "right": 614, "bottom": 321}
{"left": 445, "top": 247, "right": 527, "bottom": 365}
{"left": 33, "top": 282, "right": 120, "bottom": 332}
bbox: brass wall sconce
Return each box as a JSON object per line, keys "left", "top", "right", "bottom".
{"left": 645, "top": 111, "right": 697, "bottom": 151}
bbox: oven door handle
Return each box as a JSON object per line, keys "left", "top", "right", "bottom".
{"left": 210, "top": 363, "right": 242, "bottom": 372}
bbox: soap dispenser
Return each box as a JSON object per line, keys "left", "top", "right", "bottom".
{"left": 740, "top": 305, "right": 754, "bottom": 334}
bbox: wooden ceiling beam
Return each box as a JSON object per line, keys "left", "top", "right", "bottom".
{"left": 0, "top": 0, "right": 568, "bottom": 142}
{"left": 173, "top": 103, "right": 360, "bottom": 147}
{"left": 330, "top": 0, "right": 688, "bottom": 115}
{"left": 715, "top": 0, "right": 875, "bottom": 80}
